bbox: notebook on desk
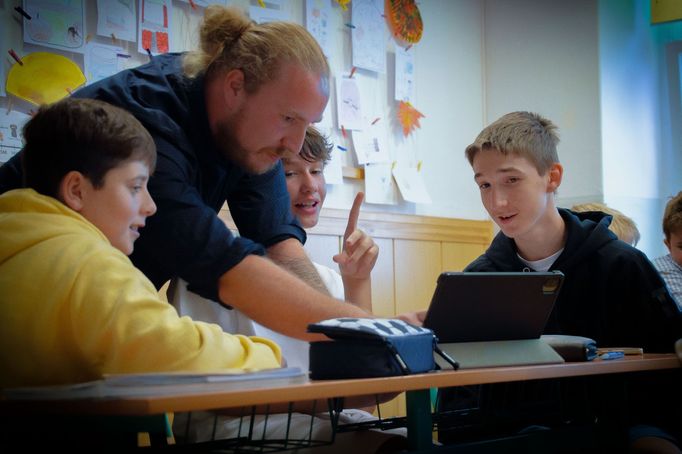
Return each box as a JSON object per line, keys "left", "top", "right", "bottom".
{"left": 423, "top": 271, "right": 566, "bottom": 369}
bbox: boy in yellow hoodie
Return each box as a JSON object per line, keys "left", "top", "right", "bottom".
{"left": 0, "top": 98, "right": 281, "bottom": 389}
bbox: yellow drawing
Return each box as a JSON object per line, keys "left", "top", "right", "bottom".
{"left": 6, "top": 52, "right": 86, "bottom": 105}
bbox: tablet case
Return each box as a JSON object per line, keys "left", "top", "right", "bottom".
{"left": 424, "top": 272, "right": 566, "bottom": 369}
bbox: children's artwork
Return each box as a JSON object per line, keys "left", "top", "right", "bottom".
{"left": 395, "top": 46, "right": 414, "bottom": 102}
{"left": 397, "top": 100, "right": 424, "bottom": 137}
{"left": 177, "top": 0, "right": 226, "bottom": 7}
{"left": 385, "top": 0, "right": 423, "bottom": 47}
{"left": 249, "top": 4, "right": 288, "bottom": 24}
{"left": 0, "top": 110, "right": 30, "bottom": 163}
{"left": 84, "top": 43, "right": 130, "bottom": 85}
{"left": 324, "top": 145, "right": 344, "bottom": 185}
{"left": 96, "top": 0, "right": 136, "bottom": 42}
{"left": 351, "top": 0, "right": 386, "bottom": 73}
{"left": 336, "top": 75, "right": 364, "bottom": 131}
{"left": 392, "top": 162, "right": 431, "bottom": 204}
{"left": 306, "top": 0, "right": 332, "bottom": 58}
{"left": 364, "top": 163, "right": 398, "bottom": 205}
{"left": 138, "top": 0, "right": 172, "bottom": 55}
{"left": 351, "top": 125, "right": 389, "bottom": 165}
{"left": 6, "top": 52, "right": 86, "bottom": 105}
{"left": 23, "top": 0, "right": 85, "bottom": 53}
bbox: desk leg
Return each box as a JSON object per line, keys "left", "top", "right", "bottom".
{"left": 406, "top": 389, "right": 433, "bottom": 451}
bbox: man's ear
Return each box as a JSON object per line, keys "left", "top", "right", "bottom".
{"left": 222, "top": 69, "right": 246, "bottom": 111}
{"left": 59, "top": 170, "right": 87, "bottom": 212}
{"left": 664, "top": 237, "right": 671, "bottom": 251}
{"left": 547, "top": 163, "right": 563, "bottom": 193}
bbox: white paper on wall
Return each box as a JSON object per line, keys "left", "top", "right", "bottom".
{"left": 84, "top": 42, "right": 129, "bottom": 84}
{"left": 306, "top": 0, "right": 332, "bottom": 58}
{"left": 392, "top": 162, "right": 432, "bottom": 204}
{"left": 364, "top": 162, "right": 398, "bottom": 205}
{"left": 0, "top": 110, "right": 30, "bottom": 163}
{"left": 96, "top": 0, "right": 136, "bottom": 42}
{"left": 351, "top": 0, "right": 385, "bottom": 73}
{"left": 395, "top": 46, "right": 414, "bottom": 102}
{"left": 23, "top": 0, "right": 85, "bottom": 53}
{"left": 335, "top": 75, "right": 364, "bottom": 131}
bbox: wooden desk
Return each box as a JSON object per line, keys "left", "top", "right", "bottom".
{"left": 2, "top": 354, "right": 679, "bottom": 451}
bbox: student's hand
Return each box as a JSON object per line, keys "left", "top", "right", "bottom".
{"left": 396, "top": 310, "right": 427, "bottom": 327}
{"left": 334, "top": 192, "right": 379, "bottom": 280}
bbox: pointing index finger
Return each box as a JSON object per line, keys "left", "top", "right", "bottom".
{"left": 344, "top": 192, "right": 364, "bottom": 240}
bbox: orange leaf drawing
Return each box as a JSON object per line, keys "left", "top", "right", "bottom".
{"left": 397, "top": 101, "right": 424, "bottom": 137}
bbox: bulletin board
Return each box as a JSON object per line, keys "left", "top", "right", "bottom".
{"left": 0, "top": 0, "right": 437, "bottom": 211}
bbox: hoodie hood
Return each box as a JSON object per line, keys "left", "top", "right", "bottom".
{"left": 471, "top": 208, "right": 618, "bottom": 272}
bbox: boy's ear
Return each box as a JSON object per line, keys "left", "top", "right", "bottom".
{"left": 222, "top": 69, "right": 246, "bottom": 110}
{"left": 59, "top": 170, "right": 87, "bottom": 212}
{"left": 546, "top": 163, "right": 563, "bottom": 192}
{"left": 664, "top": 237, "right": 671, "bottom": 251}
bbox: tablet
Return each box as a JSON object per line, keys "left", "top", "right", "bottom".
{"left": 423, "top": 271, "right": 564, "bottom": 343}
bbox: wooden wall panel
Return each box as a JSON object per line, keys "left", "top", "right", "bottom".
{"left": 441, "top": 242, "right": 488, "bottom": 272}
{"left": 370, "top": 237, "right": 395, "bottom": 317}
{"left": 394, "top": 240, "right": 442, "bottom": 314}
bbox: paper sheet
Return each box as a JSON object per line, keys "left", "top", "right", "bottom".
{"left": 84, "top": 42, "right": 129, "bottom": 84}
{"left": 392, "top": 162, "right": 432, "bottom": 204}
{"left": 23, "top": 0, "right": 85, "bottom": 53}
{"left": 138, "top": 0, "right": 172, "bottom": 55}
{"left": 351, "top": 125, "right": 389, "bottom": 165}
{"left": 364, "top": 162, "right": 398, "bottom": 205}
{"left": 395, "top": 46, "right": 414, "bottom": 102}
{"left": 306, "top": 0, "right": 332, "bottom": 58}
{"left": 96, "top": 0, "right": 136, "bottom": 42}
{"left": 351, "top": 0, "right": 385, "bottom": 73}
{"left": 0, "top": 110, "right": 30, "bottom": 163}
{"left": 336, "top": 75, "right": 364, "bottom": 131}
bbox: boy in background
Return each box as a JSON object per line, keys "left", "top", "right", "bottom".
{"left": 571, "top": 201, "right": 640, "bottom": 247}
{"left": 0, "top": 98, "right": 281, "bottom": 390}
{"left": 654, "top": 191, "right": 682, "bottom": 309}
{"left": 439, "top": 111, "right": 681, "bottom": 452}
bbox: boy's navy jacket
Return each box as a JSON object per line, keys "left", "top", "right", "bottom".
{"left": 438, "top": 208, "right": 682, "bottom": 446}
{"left": 466, "top": 208, "right": 681, "bottom": 352}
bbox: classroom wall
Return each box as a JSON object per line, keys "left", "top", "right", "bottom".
{"left": 599, "top": 0, "right": 682, "bottom": 258}
{"left": 1, "top": 0, "right": 680, "bottom": 258}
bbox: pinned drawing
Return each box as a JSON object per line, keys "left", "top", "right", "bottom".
{"left": 6, "top": 52, "right": 86, "bottom": 105}
{"left": 96, "top": 0, "right": 136, "bottom": 43}
{"left": 351, "top": 0, "right": 386, "bottom": 73}
{"left": 336, "top": 75, "right": 364, "bottom": 131}
{"left": 395, "top": 46, "right": 414, "bottom": 102}
{"left": 138, "top": 0, "right": 172, "bottom": 55}
{"left": 23, "top": 0, "right": 85, "bottom": 52}
{"left": 385, "top": 0, "right": 423, "bottom": 47}
{"left": 364, "top": 162, "right": 398, "bottom": 205}
{"left": 397, "top": 101, "right": 424, "bottom": 137}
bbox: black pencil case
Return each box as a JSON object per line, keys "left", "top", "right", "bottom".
{"left": 541, "top": 334, "right": 598, "bottom": 362}
{"left": 307, "top": 318, "right": 458, "bottom": 380}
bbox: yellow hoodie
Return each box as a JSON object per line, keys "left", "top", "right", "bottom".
{"left": 0, "top": 189, "right": 281, "bottom": 388}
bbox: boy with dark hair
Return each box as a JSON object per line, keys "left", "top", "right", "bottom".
{"left": 439, "top": 111, "right": 681, "bottom": 451}
{"left": 0, "top": 98, "right": 281, "bottom": 389}
{"left": 654, "top": 191, "right": 682, "bottom": 308}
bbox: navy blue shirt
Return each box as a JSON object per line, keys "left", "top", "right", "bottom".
{"left": 0, "top": 53, "right": 305, "bottom": 303}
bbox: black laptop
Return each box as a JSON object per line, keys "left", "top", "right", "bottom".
{"left": 423, "top": 271, "right": 565, "bottom": 368}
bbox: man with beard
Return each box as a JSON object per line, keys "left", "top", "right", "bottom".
{"left": 0, "top": 5, "right": 378, "bottom": 340}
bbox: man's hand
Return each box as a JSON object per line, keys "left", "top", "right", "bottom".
{"left": 396, "top": 310, "right": 427, "bottom": 327}
{"left": 333, "top": 192, "right": 378, "bottom": 280}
